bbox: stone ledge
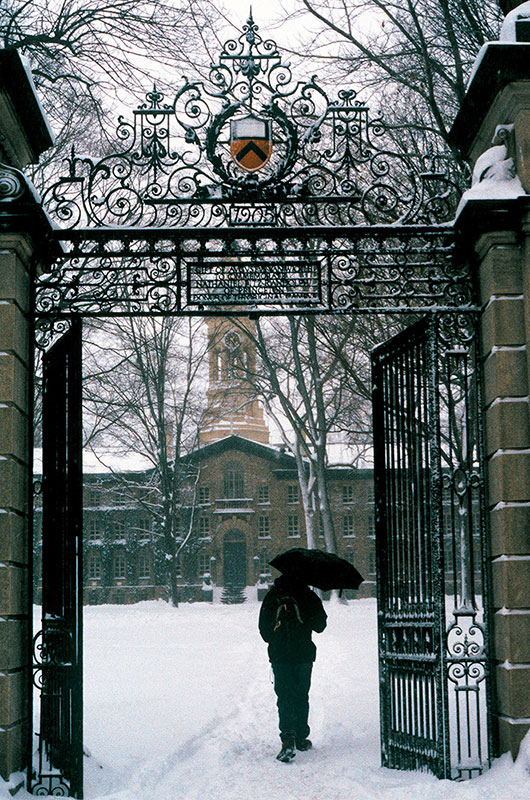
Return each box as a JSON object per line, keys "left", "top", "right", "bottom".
{"left": 0, "top": 306, "right": 29, "bottom": 357}
{"left": 0, "top": 251, "right": 31, "bottom": 314}
{"left": 492, "top": 558, "right": 530, "bottom": 607}
{"left": 483, "top": 348, "right": 528, "bottom": 404}
{"left": 496, "top": 664, "right": 530, "bottom": 719}
{"left": 490, "top": 504, "right": 530, "bottom": 556}
{"left": 0, "top": 722, "right": 26, "bottom": 782}
{"left": 485, "top": 399, "right": 530, "bottom": 455}
{"left": 0, "top": 671, "right": 28, "bottom": 724}
{"left": 0, "top": 565, "right": 28, "bottom": 616}
{"left": 0, "top": 354, "right": 29, "bottom": 412}
{"left": 495, "top": 716, "right": 530, "bottom": 761}
{"left": 0, "top": 49, "right": 53, "bottom": 168}
{"left": 494, "top": 611, "right": 530, "bottom": 661}
{"left": 477, "top": 242, "right": 522, "bottom": 304}
{"left": 0, "top": 406, "right": 28, "bottom": 464}
{"left": 449, "top": 45, "right": 530, "bottom": 162}
{"left": 0, "top": 620, "right": 28, "bottom": 671}
{"left": 0, "top": 459, "right": 28, "bottom": 514}
{"left": 488, "top": 450, "right": 530, "bottom": 505}
{"left": 481, "top": 297, "right": 526, "bottom": 355}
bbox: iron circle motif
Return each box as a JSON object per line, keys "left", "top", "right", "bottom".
{"left": 206, "top": 102, "right": 297, "bottom": 190}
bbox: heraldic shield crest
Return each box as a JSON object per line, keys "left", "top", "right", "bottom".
{"left": 230, "top": 115, "right": 272, "bottom": 172}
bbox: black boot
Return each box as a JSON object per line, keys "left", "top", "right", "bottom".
{"left": 296, "top": 738, "right": 312, "bottom": 751}
{"left": 276, "top": 735, "right": 296, "bottom": 763}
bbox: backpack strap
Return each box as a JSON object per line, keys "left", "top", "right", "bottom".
{"left": 273, "top": 594, "right": 303, "bottom": 631}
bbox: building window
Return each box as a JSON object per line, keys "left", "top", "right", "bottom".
{"left": 342, "top": 485, "right": 354, "bottom": 504}
{"left": 287, "top": 484, "right": 299, "bottom": 504}
{"left": 87, "top": 518, "right": 100, "bottom": 540}
{"left": 88, "top": 554, "right": 101, "bottom": 580}
{"left": 113, "top": 519, "right": 126, "bottom": 539}
{"left": 367, "top": 489, "right": 374, "bottom": 504}
{"left": 87, "top": 487, "right": 101, "bottom": 507}
{"left": 344, "top": 548, "right": 355, "bottom": 565}
{"left": 258, "top": 485, "right": 269, "bottom": 504}
{"left": 258, "top": 548, "right": 269, "bottom": 575}
{"left": 198, "top": 552, "right": 210, "bottom": 577}
{"left": 175, "top": 552, "right": 182, "bottom": 578}
{"left": 288, "top": 515, "right": 300, "bottom": 538}
{"left": 258, "top": 516, "right": 270, "bottom": 538}
{"left": 113, "top": 555, "right": 127, "bottom": 579}
{"left": 137, "top": 517, "right": 151, "bottom": 538}
{"left": 199, "top": 517, "right": 210, "bottom": 538}
{"left": 368, "top": 516, "right": 375, "bottom": 538}
{"left": 343, "top": 516, "right": 355, "bottom": 538}
{"left": 199, "top": 486, "right": 210, "bottom": 504}
{"left": 224, "top": 461, "right": 244, "bottom": 499}
{"left": 369, "top": 549, "right": 376, "bottom": 576}
{"left": 113, "top": 490, "right": 129, "bottom": 506}
{"left": 137, "top": 554, "right": 151, "bottom": 579}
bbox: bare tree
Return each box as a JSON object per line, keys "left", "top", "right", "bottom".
{"left": 286, "top": 0, "right": 502, "bottom": 158}
{"left": 82, "top": 317, "right": 211, "bottom": 605}
{"left": 0, "top": 0, "right": 223, "bottom": 185}
{"left": 227, "top": 314, "right": 387, "bottom": 555}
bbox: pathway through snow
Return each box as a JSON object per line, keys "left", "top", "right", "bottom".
{"left": 3, "top": 599, "right": 529, "bottom": 799}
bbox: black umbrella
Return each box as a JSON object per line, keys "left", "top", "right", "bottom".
{"left": 269, "top": 547, "right": 364, "bottom": 592}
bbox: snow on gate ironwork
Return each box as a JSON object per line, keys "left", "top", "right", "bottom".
{"left": 31, "top": 11, "right": 491, "bottom": 797}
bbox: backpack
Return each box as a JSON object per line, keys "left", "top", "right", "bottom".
{"left": 273, "top": 594, "right": 303, "bottom": 635}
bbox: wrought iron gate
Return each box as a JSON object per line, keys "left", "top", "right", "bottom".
{"left": 372, "top": 315, "right": 492, "bottom": 780}
{"left": 32, "top": 320, "right": 83, "bottom": 798}
{"left": 26, "top": 12, "right": 493, "bottom": 796}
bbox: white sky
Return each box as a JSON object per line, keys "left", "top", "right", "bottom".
{"left": 215, "top": 0, "right": 319, "bottom": 52}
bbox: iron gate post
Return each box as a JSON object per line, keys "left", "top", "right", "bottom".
{"left": 32, "top": 320, "right": 84, "bottom": 797}
{"left": 372, "top": 314, "right": 492, "bottom": 779}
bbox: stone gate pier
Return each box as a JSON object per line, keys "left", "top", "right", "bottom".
{"left": 450, "top": 1, "right": 530, "bottom": 759}
{"left": 0, "top": 51, "right": 56, "bottom": 783}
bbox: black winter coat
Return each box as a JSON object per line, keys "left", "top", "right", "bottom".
{"left": 258, "top": 575, "right": 327, "bottom": 664}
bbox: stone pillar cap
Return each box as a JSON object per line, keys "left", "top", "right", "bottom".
{"left": 0, "top": 49, "right": 54, "bottom": 168}
{"left": 449, "top": 44, "right": 530, "bottom": 163}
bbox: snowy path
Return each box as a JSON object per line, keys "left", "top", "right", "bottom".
{"left": 4, "top": 599, "right": 529, "bottom": 800}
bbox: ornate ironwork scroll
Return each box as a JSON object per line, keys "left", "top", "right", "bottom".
{"left": 41, "top": 13, "right": 461, "bottom": 232}
{"left": 439, "top": 322, "right": 491, "bottom": 780}
{"left": 34, "top": 226, "right": 472, "bottom": 346}
{"left": 372, "top": 315, "right": 491, "bottom": 780}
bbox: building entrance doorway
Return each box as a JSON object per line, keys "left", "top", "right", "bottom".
{"left": 30, "top": 13, "right": 492, "bottom": 797}
{"left": 223, "top": 531, "right": 247, "bottom": 587}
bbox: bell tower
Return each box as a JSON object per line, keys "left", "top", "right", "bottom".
{"left": 200, "top": 318, "right": 270, "bottom": 445}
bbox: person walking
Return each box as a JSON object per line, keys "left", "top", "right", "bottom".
{"left": 258, "top": 573, "right": 327, "bottom": 762}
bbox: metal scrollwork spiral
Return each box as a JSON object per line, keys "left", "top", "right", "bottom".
{"left": 40, "top": 12, "right": 460, "bottom": 231}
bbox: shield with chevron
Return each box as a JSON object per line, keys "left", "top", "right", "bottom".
{"left": 230, "top": 115, "right": 272, "bottom": 173}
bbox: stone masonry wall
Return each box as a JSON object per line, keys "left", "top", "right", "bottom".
{"left": 0, "top": 233, "right": 33, "bottom": 779}
{"left": 476, "top": 225, "right": 530, "bottom": 758}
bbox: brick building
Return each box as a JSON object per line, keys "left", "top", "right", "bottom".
{"left": 34, "top": 317, "right": 376, "bottom": 603}
{"left": 34, "top": 440, "right": 375, "bottom": 603}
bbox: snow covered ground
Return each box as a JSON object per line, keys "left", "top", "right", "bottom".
{"left": 3, "top": 598, "right": 530, "bottom": 799}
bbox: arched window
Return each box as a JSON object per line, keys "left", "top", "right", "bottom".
{"left": 224, "top": 461, "right": 244, "bottom": 499}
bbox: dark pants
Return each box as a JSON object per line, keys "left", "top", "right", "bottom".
{"left": 272, "top": 662, "right": 313, "bottom": 743}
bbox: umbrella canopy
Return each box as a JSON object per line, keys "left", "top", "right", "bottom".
{"left": 269, "top": 548, "right": 364, "bottom": 592}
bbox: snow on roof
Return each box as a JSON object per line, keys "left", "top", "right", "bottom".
{"left": 500, "top": 1, "right": 530, "bottom": 42}
{"left": 33, "top": 448, "right": 153, "bottom": 475}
